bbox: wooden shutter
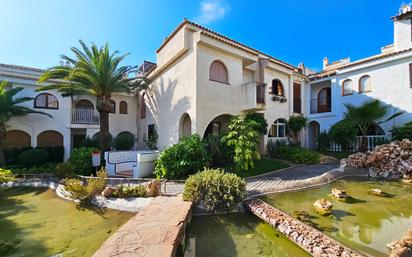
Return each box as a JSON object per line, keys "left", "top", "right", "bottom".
{"left": 410, "top": 63, "right": 412, "bottom": 88}
{"left": 209, "top": 61, "right": 228, "bottom": 83}
{"left": 119, "top": 101, "right": 128, "bottom": 114}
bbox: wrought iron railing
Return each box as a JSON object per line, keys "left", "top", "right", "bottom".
{"left": 71, "top": 108, "right": 100, "bottom": 125}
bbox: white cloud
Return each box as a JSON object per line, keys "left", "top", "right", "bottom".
{"left": 196, "top": 0, "right": 227, "bottom": 24}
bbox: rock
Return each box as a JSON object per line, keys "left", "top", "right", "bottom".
{"left": 246, "top": 233, "right": 254, "bottom": 239}
{"left": 369, "top": 188, "right": 386, "bottom": 197}
{"left": 312, "top": 246, "right": 325, "bottom": 257}
{"left": 330, "top": 188, "right": 348, "bottom": 200}
{"left": 146, "top": 179, "right": 161, "bottom": 197}
{"left": 313, "top": 198, "right": 333, "bottom": 216}
{"left": 402, "top": 179, "right": 412, "bottom": 185}
{"left": 389, "top": 228, "right": 412, "bottom": 257}
{"left": 101, "top": 186, "right": 116, "bottom": 197}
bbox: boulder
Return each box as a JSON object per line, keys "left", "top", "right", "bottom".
{"left": 369, "top": 188, "right": 386, "bottom": 197}
{"left": 313, "top": 198, "right": 333, "bottom": 216}
{"left": 330, "top": 188, "right": 348, "bottom": 200}
{"left": 389, "top": 228, "right": 412, "bottom": 257}
{"left": 146, "top": 179, "right": 162, "bottom": 197}
{"left": 101, "top": 186, "right": 116, "bottom": 197}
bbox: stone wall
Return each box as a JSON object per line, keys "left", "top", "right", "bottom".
{"left": 244, "top": 199, "right": 365, "bottom": 257}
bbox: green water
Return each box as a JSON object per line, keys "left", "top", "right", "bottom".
{"left": 183, "top": 213, "right": 311, "bottom": 257}
{"left": 261, "top": 178, "right": 412, "bottom": 257}
{"left": 0, "top": 187, "right": 133, "bottom": 257}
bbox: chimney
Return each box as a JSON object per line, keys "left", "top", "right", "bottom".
{"left": 323, "top": 57, "right": 329, "bottom": 70}
{"left": 401, "top": 4, "right": 411, "bottom": 14}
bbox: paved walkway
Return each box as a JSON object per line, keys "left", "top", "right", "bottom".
{"left": 93, "top": 195, "right": 193, "bottom": 257}
{"left": 161, "top": 164, "right": 340, "bottom": 196}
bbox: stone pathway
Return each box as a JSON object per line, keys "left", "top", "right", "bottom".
{"left": 93, "top": 195, "right": 193, "bottom": 257}
{"left": 160, "top": 164, "right": 340, "bottom": 196}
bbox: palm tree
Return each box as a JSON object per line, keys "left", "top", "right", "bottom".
{"left": 0, "top": 81, "right": 52, "bottom": 166}
{"left": 38, "top": 40, "right": 144, "bottom": 151}
{"left": 344, "top": 100, "right": 403, "bottom": 152}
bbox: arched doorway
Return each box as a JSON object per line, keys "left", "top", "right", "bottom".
{"left": 75, "top": 99, "right": 94, "bottom": 109}
{"left": 93, "top": 132, "right": 113, "bottom": 146}
{"left": 203, "top": 114, "right": 233, "bottom": 138}
{"left": 5, "top": 130, "right": 31, "bottom": 149}
{"left": 179, "top": 113, "right": 192, "bottom": 139}
{"left": 317, "top": 87, "right": 331, "bottom": 113}
{"left": 308, "top": 121, "right": 320, "bottom": 149}
{"left": 37, "top": 130, "right": 64, "bottom": 147}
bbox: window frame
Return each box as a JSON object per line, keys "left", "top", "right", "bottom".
{"left": 109, "top": 100, "right": 116, "bottom": 113}
{"left": 119, "top": 100, "right": 128, "bottom": 114}
{"left": 209, "top": 60, "right": 229, "bottom": 84}
{"left": 268, "top": 119, "right": 287, "bottom": 138}
{"left": 34, "top": 93, "right": 59, "bottom": 110}
{"left": 358, "top": 75, "right": 372, "bottom": 93}
{"left": 342, "top": 79, "right": 353, "bottom": 96}
{"left": 270, "top": 79, "right": 284, "bottom": 96}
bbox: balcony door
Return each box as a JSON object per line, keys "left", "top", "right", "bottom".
{"left": 293, "top": 82, "right": 301, "bottom": 113}
{"left": 317, "top": 87, "right": 331, "bottom": 113}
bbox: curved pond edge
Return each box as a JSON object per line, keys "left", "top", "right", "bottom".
{"left": 3, "top": 179, "right": 152, "bottom": 212}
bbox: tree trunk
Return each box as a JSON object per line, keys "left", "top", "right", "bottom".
{"left": 0, "top": 123, "right": 6, "bottom": 166}
{"left": 360, "top": 136, "right": 368, "bottom": 152}
{"left": 99, "top": 111, "right": 110, "bottom": 152}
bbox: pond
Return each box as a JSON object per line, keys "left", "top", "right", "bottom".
{"left": 261, "top": 178, "right": 412, "bottom": 257}
{"left": 182, "top": 213, "right": 310, "bottom": 257}
{"left": 0, "top": 187, "right": 133, "bottom": 257}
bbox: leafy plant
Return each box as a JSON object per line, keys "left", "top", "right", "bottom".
{"left": 86, "top": 168, "right": 107, "bottom": 195}
{"left": 55, "top": 162, "right": 75, "bottom": 178}
{"left": 287, "top": 116, "right": 308, "bottom": 144}
{"left": 114, "top": 132, "right": 135, "bottom": 150}
{"left": 244, "top": 112, "right": 268, "bottom": 135}
{"left": 0, "top": 81, "right": 52, "bottom": 166}
{"left": 38, "top": 40, "right": 147, "bottom": 152}
{"left": 8, "top": 163, "right": 57, "bottom": 175}
{"left": 70, "top": 147, "right": 96, "bottom": 175}
{"left": 183, "top": 168, "right": 246, "bottom": 213}
{"left": 328, "top": 119, "right": 358, "bottom": 151}
{"left": 112, "top": 184, "right": 147, "bottom": 198}
{"left": 154, "top": 134, "right": 209, "bottom": 179}
{"left": 344, "top": 100, "right": 403, "bottom": 152}
{"left": 0, "top": 168, "right": 14, "bottom": 183}
{"left": 18, "top": 148, "right": 49, "bottom": 167}
{"left": 203, "top": 134, "right": 233, "bottom": 167}
{"left": 267, "top": 140, "right": 320, "bottom": 164}
{"left": 317, "top": 131, "right": 330, "bottom": 152}
{"left": 222, "top": 116, "right": 260, "bottom": 171}
{"left": 65, "top": 178, "right": 91, "bottom": 204}
{"left": 392, "top": 121, "right": 412, "bottom": 141}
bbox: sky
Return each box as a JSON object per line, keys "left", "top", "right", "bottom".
{"left": 0, "top": 0, "right": 402, "bottom": 71}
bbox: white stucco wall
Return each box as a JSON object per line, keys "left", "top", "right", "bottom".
{"left": 394, "top": 18, "right": 412, "bottom": 52}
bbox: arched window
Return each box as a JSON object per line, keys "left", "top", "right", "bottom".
{"left": 75, "top": 99, "right": 94, "bottom": 109}
{"left": 140, "top": 93, "right": 146, "bottom": 119}
{"left": 270, "top": 79, "right": 284, "bottom": 96}
{"left": 34, "top": 93, "right": 58, "bottom": 109}
{"left": 109, "top": 100, "right": 116, "bottom": 113}
{"left": 209, "top": 60, "right": 229, "bottom": 84}
{"left": 342, "top": 79, "right": 353, "bottom": 96}
{"left": 119, "top": 101, "right": 128, "bottom": 114}
{"left": 268, "top": 119, "right": 288, "bottom": 138}
{"left": 359, "top": 75, "right": 371, "bottom": 93}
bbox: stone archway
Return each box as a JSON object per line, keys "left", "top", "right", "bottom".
{"left": 37, "top": 130, "right": 64, "bottom": 147}
{"left": 308, "top": 121, "right": 320, "bottom": 149}
{"left": 203, "top": 114, "right": 233, "bottom": 138}
{"left": 5, "top": 130, "right": 31, "bottom": 149}
{"left": 179, "top": 113, "right": 192, "bottom": 140}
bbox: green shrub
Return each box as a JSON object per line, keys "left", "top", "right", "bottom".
{"left": 4, "top": 147, "right": 32, "bottom": 165}
{"left": 183, "top": 168, "right": 246, "bottom": 213}
{"left": 317, "top": 131, "right": 330, "bottom": 152}
{"left": 18, "top": 148, "right": 49, "bottom": 167}
{"left": 114, "top": 132, "right": 135, "bottom": 150}
{"left": 9, "top": 163, "right": 56, "bottom": 174}
{"left": 55, "top": 162, "right": 75, "bottom": 178}
{"left": 392, "top": 121, "right": 412, "bottom": 141}
{"left": 112, "top": 184, "right": 147, "bottom": 198}
{"left": 39, "top": 146, "right": 64, "bottom": 162}
{"left": 203, "top": 134, "right": 233, "bottom": 167}
{"left": 328, "top": 119, "right": 358, "bottom": 151}
{"left": 0, "top": 168, "right": 15, "bottom": 183}
{"left": 267, "top": 140, "right": 320, "bottom": 164}
{"left": 287, "top": 116, "right": 308, "bottom": 144}
{"left": 244, "top": 112, "right": 268, "bottom": 135}
{"left": 222, "top": 116, "right": 260, "bottom": 171}
{"left": 70, "top": 147, "right": 96, "bottom": 175}
{"left": 65, "top": 178, "right": 91, "bottom": 204}
{"left": 154, "top": 134, "right": 209, "bottom": 179}
{"left": 86, "top": 168, "right": 107, "bottom": 195}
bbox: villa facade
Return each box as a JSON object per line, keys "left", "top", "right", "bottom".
{"left": 3, "top": 5, "right": 412, "bottom": 158}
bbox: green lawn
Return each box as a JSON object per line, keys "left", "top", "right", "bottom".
{"left": 223, "top": 158, "right": 289, "bottom": 178}
{"left": 320, "top": 151, "right": 352, "bottom": 160}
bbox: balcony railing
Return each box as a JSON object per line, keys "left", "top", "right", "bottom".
{"left": 310, "top": 97, "right": 331, "bottom": 114}
{"left": 256, "top": 83, "right": 266, "bottom": 104}
{"left": 71, "top": 108, "right": 100, "bottom": 125}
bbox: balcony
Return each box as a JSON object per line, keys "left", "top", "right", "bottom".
{"left": 240, "top": 81, "right": 266, "bottom": 112}
{"left": 310, "top": 97, "right": 331, "bottom": 114}
{"left": 71, "top": 108, "right": 100, "bottom": 125}
{"left": 256, "top": 83, "right": 266, "bottom": 105}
